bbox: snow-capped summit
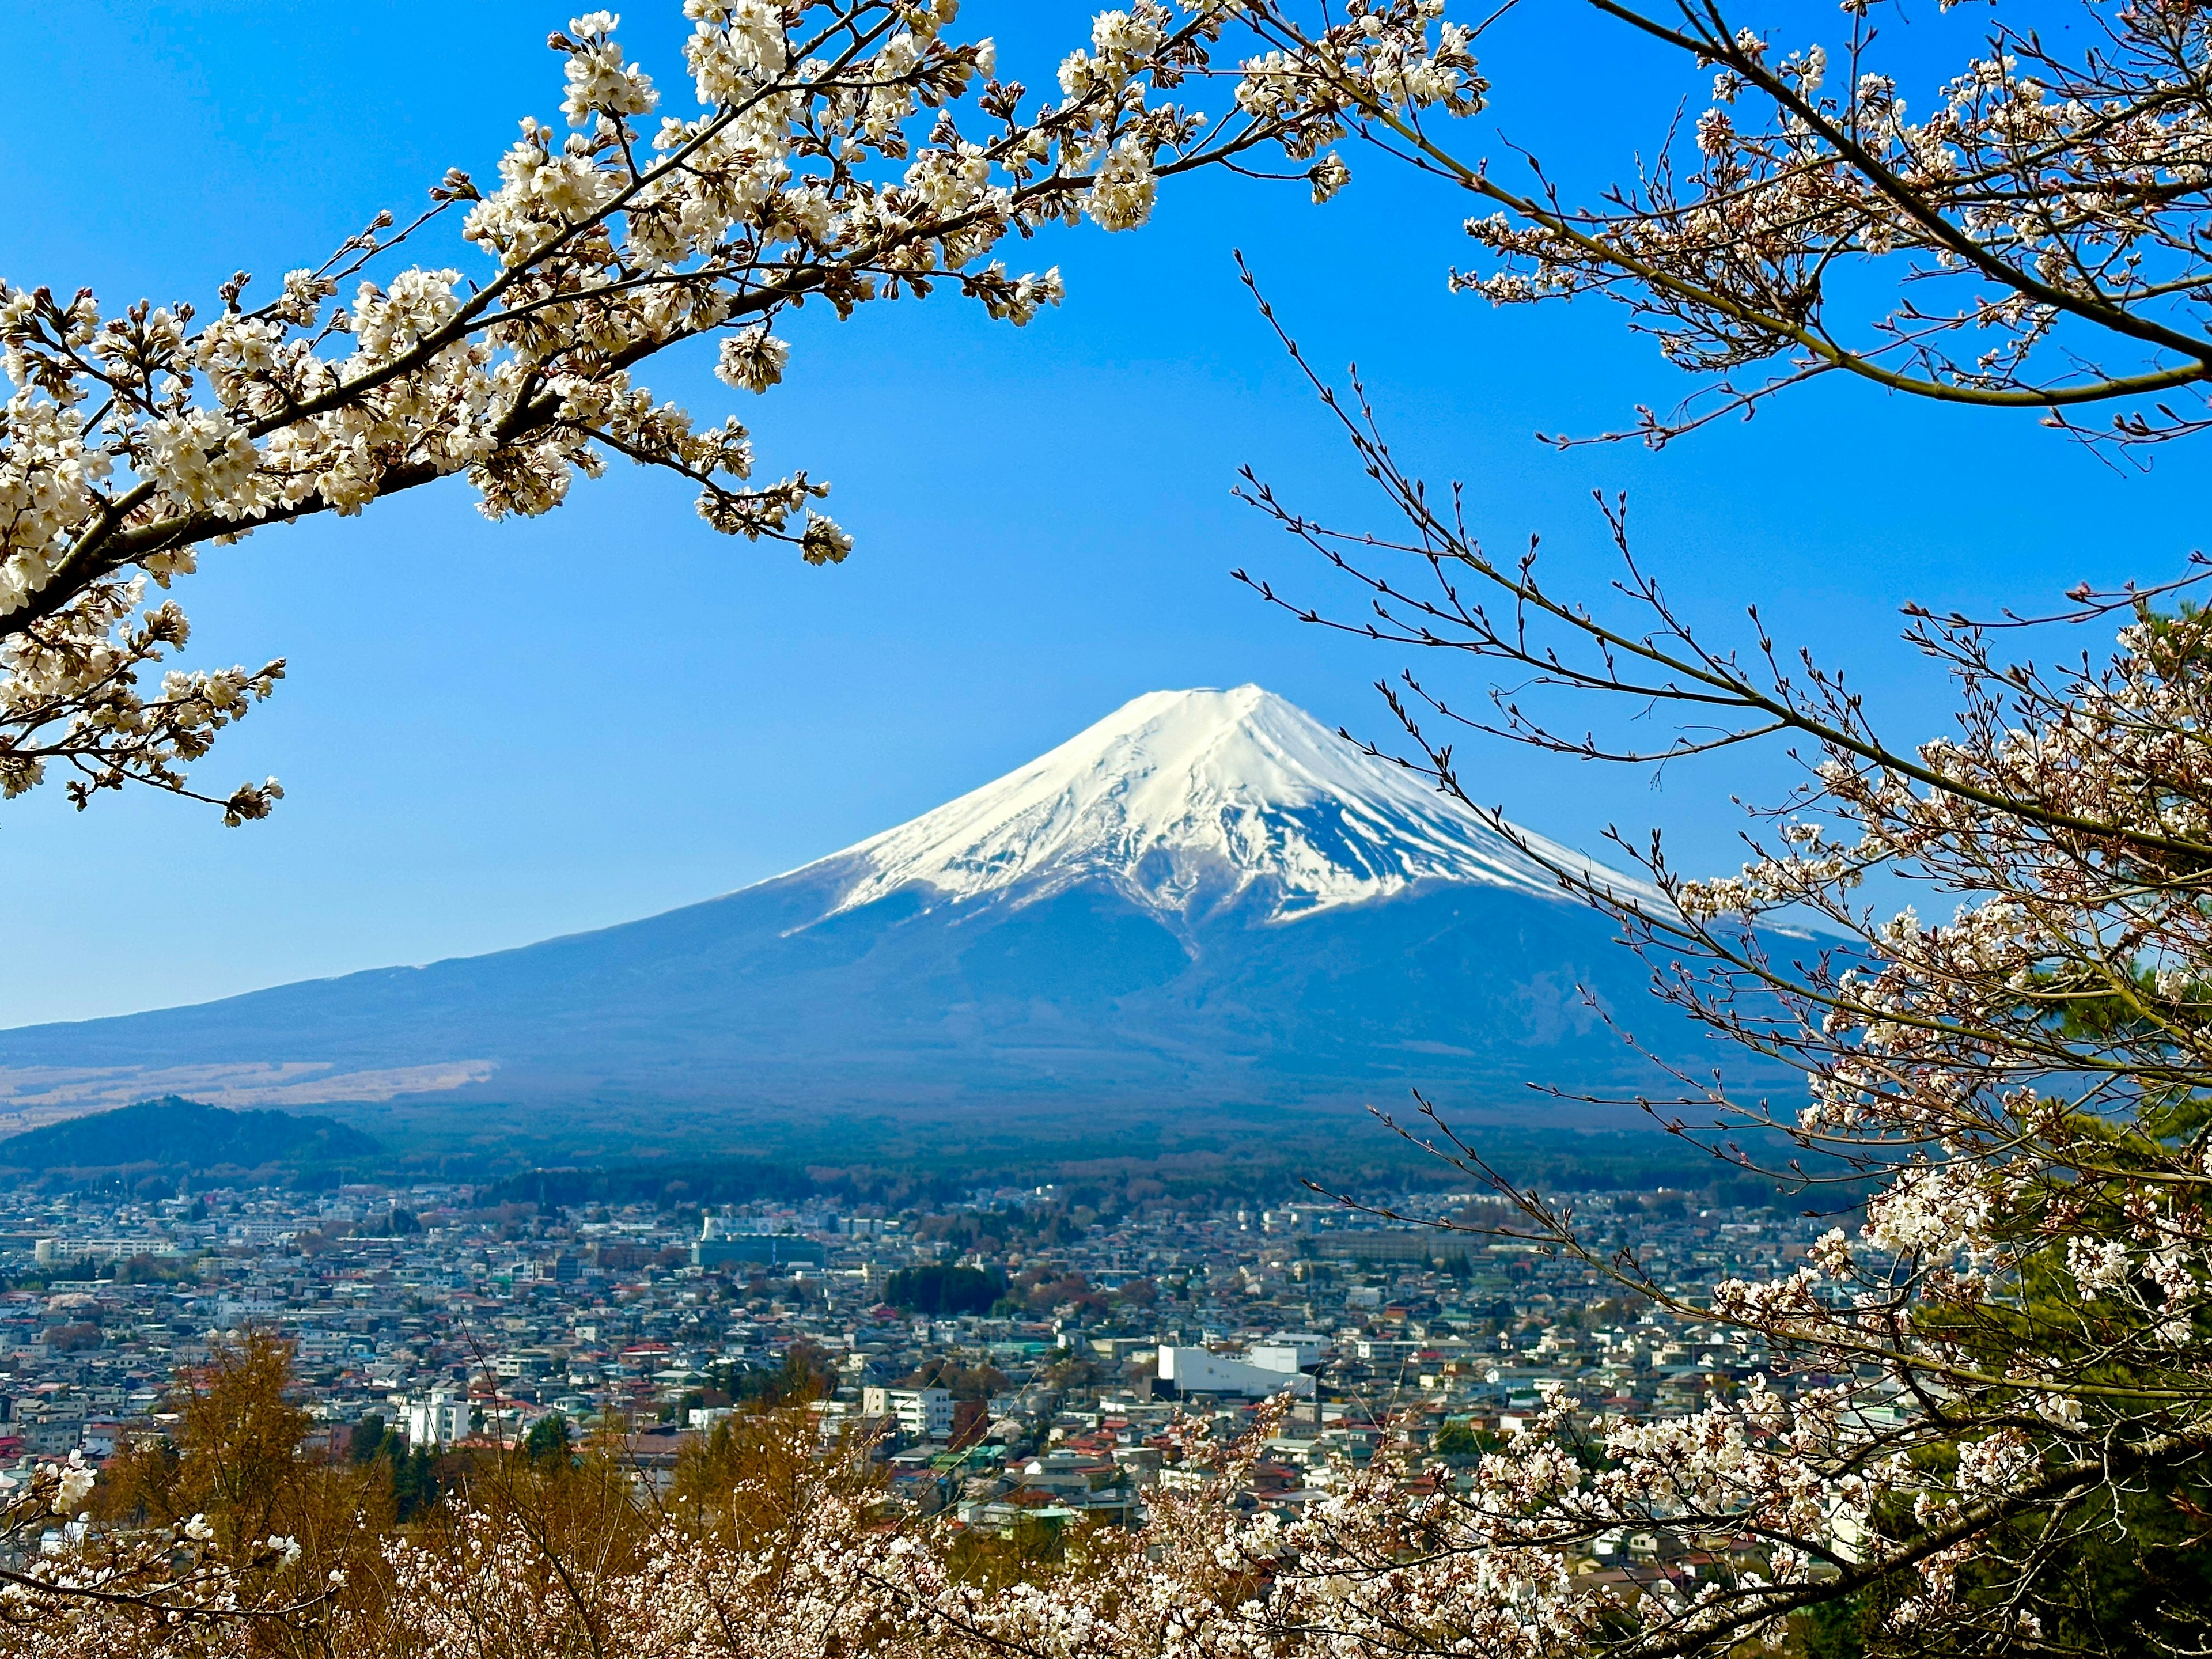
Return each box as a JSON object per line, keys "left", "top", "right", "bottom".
{"left": 803, "top": 685, "right": 1652, "bottom": 923}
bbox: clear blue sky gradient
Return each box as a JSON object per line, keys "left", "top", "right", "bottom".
{"left": 2, "top": 1, "right": 2202, "bottom": 1025}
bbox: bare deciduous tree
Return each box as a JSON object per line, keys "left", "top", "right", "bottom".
{"left": 1238, "top": 0, "right": 2212, "bottom": 448}
{"left": 1203, "top": 1, "right": 2212, "bottom": 1646}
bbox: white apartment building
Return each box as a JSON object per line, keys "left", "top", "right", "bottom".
{"left": 861, "top": 1385, "right": 955, "bottom": 1440}
{"left": 399, "top": 1389, "right": 472, "bottom": 1448}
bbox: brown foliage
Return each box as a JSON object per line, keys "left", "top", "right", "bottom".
{"left": 668, "top": 1400, "right": 882, "bottom": 1550}
{"left": 92, "top": 1332, "right": 392, "bottom": 1652}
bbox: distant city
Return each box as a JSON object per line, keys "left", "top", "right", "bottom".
{"left": 0, "top": 1174, "right": 1851, "bottom": 1571}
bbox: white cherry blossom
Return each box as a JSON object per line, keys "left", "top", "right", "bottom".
{"left": 1, "top": 1, "right": 1480, "bottom": 820}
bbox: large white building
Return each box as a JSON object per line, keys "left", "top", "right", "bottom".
{"left": 1247, "top": 1333, "right": 1326, "bottom": 1372}
{"left": 694, "top": 1214, "right": 826, "bottom": 1271}
{"left": 1157, "top": 1346, "right": 1316, "bottom": 1398}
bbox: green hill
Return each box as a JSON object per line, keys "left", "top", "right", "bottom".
{"left": 0, "top": 1097, "right": 381, "bottom": 1173}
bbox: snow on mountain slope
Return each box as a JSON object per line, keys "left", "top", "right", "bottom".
{"left": 800, "top": 685, "right": 1657, "bottom": 923}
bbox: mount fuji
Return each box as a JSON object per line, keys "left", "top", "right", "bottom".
{"left": 0, "top": 687, "right": 1702, "bottom": 1149}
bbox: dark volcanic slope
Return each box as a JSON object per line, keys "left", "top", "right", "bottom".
{"left": 0, "top": 869, "right": 1681, "bottom": 1113}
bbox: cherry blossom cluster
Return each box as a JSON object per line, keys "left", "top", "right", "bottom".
{"left": 52, "top": 1384, "right": 1930, "bottom": 1659}
{"left": 0, "top": 1454, "right": 318, "bottom": 1656}
{"left": 1, "top": 0, "right": 1484, "bottom": 819}
{"left": 1196, "top": 1, "right": 2212, "bottom": 1636}
{"left": 1225, "top": 316, "right": 2212, "bottom": 1647}
{"left": 1234, "top": 0, "right": 2212, "bottom": 448}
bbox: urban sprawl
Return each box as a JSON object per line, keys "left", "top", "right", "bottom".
{"left": 1, "top": 1181, "right": 1858, "bottom": 1577}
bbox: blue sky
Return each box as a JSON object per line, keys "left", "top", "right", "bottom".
{"left": 2, "top": 0, "right": 2202, "bottom": 1026}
